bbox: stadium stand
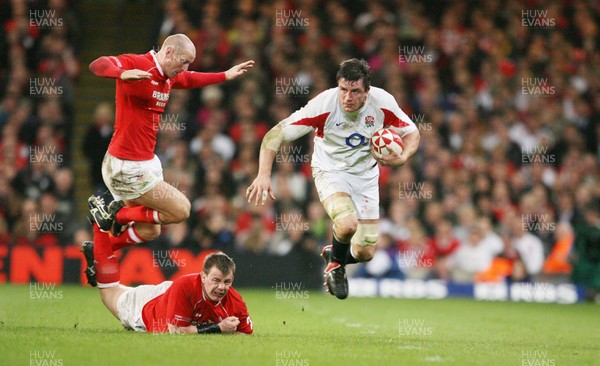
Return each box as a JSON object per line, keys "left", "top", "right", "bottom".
{"left": 1, "top": 0, "right": 598, "bottom": 294}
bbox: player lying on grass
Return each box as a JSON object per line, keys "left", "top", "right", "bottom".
{"left": 81, "top": 245, "right": 252, "bottom": 334}
{"left": 246, "top": 59, "right": 420, "bottom": 299}
{"left": 86, "top": 33, "right": 253, "bottom": 288}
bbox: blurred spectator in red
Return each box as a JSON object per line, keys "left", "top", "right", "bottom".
{"left": 13, "top": 198, "right": 59, "bottom": 247}
{"left": 397, "top": 219, "right": 434, "bottom": 280}
{"left": 426, "top": 219, "right": 460, "bottom": 281}
{"left": 195, "top": 86, "right": 227, "bottom": 130}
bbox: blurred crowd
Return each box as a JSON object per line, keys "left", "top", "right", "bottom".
{"left": 0, "top": 0, "right": 80, "bottom": 247}
{"left": 1, "top": 0, "right": 599, "bottom": 289}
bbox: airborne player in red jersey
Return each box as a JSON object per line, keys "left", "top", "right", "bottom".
{"left": 82, "top": 246, "right": 252, "bottom": 334}
{"left": 83, "top": 34, "right": 253, "bottom": 293}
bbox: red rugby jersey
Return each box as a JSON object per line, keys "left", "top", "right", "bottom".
{"left": 89, "top": 51, "right": 226, "bottom": 160}
{"left": 141, "top": 273, "right": 253, "bottom": 334}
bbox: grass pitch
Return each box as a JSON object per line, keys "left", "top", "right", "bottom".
{"left": 0, "top": 284, "right": 599, "bottom": 366}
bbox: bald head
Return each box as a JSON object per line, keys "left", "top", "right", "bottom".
{"left": 162, "top": 34, "right": 196, "bottom": 57}
{"left": 156, "top": 34, "right": 196, "bottom": 78}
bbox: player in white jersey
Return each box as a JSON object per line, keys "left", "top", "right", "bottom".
{"left": 246, "top": 59, "right": 420, "bottom": 299}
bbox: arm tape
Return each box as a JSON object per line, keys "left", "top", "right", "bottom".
{"left": 196, "top": 323, "right": 222, "bottom": 334}
{"left": 262, "top": 124, "right": 284, "bottom": 152}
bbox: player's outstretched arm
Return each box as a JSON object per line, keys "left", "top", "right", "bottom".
{"left": 246, "top": 99, "right": 317, "bottom": 204}
{"left": 224, "top": 60, "right": 255, "bottom": 80}
{"left": 89, "top": 56, "right": 151, "bottom": 80}
{"left": 172, "top": 60, "right": 254, "bottom": 89}
{"left": 246, "top": 124, "right": 284, "bottom": 206}
{"left": 375, "top": 129, "right": 420, "bottom": 167}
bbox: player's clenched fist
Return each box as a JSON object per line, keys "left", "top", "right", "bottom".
{"left": 120, "top": 69, "right": 152, "bottom": 80}
{"left": 219, "top": 316, "right": 240, "bottom": 333}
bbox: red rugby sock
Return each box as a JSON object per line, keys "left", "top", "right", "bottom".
{"left": 110, "top": 223, "right": 145, "bottom": 251}
{"left": 115, "top": 206, "right": 161, "bottom": 224}
{"left": 93, "top": 224, "right": 120, "bottom": 287}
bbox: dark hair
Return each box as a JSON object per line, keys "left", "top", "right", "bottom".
{"left": 336, "top": 58, "right": 371, "bottom": 90}
{"left": 203, "top": 252, "right": 236, "bottom": 275}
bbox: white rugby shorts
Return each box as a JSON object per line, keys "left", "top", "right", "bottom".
{"left": 102, "top": 152, "right": 163, "bottom": 201}
{"left": 117, "top": 281, "right": 173, "bottom": 332}
{"left": 312, "top": 167, "right": 380, "bottom": 220}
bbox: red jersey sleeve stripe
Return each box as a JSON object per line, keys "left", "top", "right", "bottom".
{"left": 381, "top": 108, "right": 410, "bottom": 128}
{"left": 89, "top": 56, "right": 124, "bottom": 79}
{"left": 290, "top": 112, "right": 330, "bottom": 138}
{"left": 172, "top": 315, "right": 192, "bottom": 325}
{"left": 110, "top": 56, "right": 122, "bottom": 68}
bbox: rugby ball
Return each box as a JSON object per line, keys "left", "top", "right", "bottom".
{"left": 370, "top": 128, "right": 404, "bottom": 157}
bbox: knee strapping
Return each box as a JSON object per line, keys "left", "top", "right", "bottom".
{"left": 351, "top": 223, "right": 379, "bottom": 247}
{"left": 325, "top": 195, "right": 357, "bottom": 222}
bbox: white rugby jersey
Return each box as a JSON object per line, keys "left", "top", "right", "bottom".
{"left": 279, "top": 86, "right": 417, "bottom": 174}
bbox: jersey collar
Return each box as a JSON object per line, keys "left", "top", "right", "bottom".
{"left": 150, "top": 50, "right": 165, "bottom": 78}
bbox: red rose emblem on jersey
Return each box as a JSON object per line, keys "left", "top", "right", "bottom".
{"left": 364, "top": 115, "right": 375, "bottom": 127}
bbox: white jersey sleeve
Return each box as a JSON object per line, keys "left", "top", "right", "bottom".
{"left": 370, "top": 88, "right": 417, "bottom": 138}
{"left": 278, "top": 89, "right": 337, "bottom": 142}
